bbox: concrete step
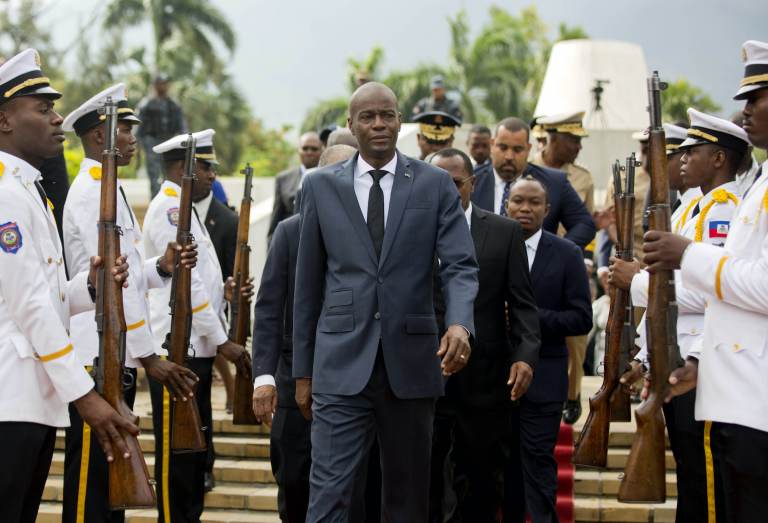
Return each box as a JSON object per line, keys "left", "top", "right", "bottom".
{"left": 604, "top": 448, "right": 676, "bottom": 471}
{"left": 41, "top": 477, "right": 278, "bottom": 511}
{"left": 575, "top": 469, "right": 678, "bottom": 498}
{"left": 36, "top": 502, "right": 281, "bottom": 523}
{"left": 54, "top": 432, "right": 271, "bottom": 459}
{"left": 48, "top": 452, "right": 276, "bottom": 484}
{"left": 573, "top": 496, "right": 677, "bottom": 522}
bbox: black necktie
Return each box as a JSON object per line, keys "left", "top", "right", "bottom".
{"left": 34, "top": 180, "right": 49, "bottom": 210}
{"left": 691, "top": 203, "right": 700, "bottom": 218}
{"left": 671, "top": 198, "right": 682, "bottom": 213}
{"left": 367, "top": 169, "right": 386, "bottom": 259}
{"left": 119, "top": 185, "right": 135, "bottom": 227}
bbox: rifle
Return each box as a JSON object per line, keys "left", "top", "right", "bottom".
{"left": 609, "top": 154, "right": 640, "bottom": 423}
{"left": 572, "top": 159, "right": 634, "bottom": 468}
{"left": 162, "top": 134, "right": 207, "bottom": 453}
{"left": 94, "top": 97, "right": 156, "bottom": 509}
{"left": 618, "top": 71, "right": 683, "bottom": 503}
{"left": 231, "top": 164, "right": 258, "bottom": 425}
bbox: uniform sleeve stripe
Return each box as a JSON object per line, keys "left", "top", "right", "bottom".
{"left": 192, "top": 301, "right": 210, "bottom": 314}
{"left": 40, "top": 343, "right": 73, "bottom": 362}
{"left": 126, "top": 319, "right": 146, "bottom": 331}
{"left": 715, "top": 255, "right": 729, "bottom": 300}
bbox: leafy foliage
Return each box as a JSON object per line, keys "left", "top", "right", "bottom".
{"left": 662, "top": 78, "right": 722, "bottom": 123}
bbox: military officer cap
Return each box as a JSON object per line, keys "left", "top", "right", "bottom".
{"left": 663, "top": 123, "right": 688, "bottom": 154}
{"left": 680, "top": 108, "right": 750, "bottom": 156}
{"left": 530, "top": 116, "right": 547, "bottom": 140}
{"left": 414, "top": 111, "right": 461, "bottom": 142}
{"left": 0, "top": 48, "right": 61, "bottom": 105}
{"left": 734, "top": 40, "right": 768, "bottom": 100}
{"left": 153, "top": 128, "right": 219, "bottom": 165}
{"left": 537, "top": 111, "right": 589, "bottom": 137}
{"left": 62, "top": 83, "right": 140, "bottom": 136}
{"left": 631, "top": 129, "right": 649, "bottom": 142}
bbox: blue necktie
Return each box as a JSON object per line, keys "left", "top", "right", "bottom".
{"left": 499, "top": 181, "right": 511, "bottom": 216}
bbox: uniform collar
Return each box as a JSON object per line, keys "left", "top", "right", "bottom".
{"left": 701, "top": 180, "right": 739, "bottom": 202}
{"left": 0, "top": 150, "right": 42, "bottom": 184}
{"left": 679, "top": 186, "right": 703, "bottom": 206}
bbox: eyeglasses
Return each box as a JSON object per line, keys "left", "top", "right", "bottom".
{"left": 453, "top": 175, "right": 474, "bottom": 188}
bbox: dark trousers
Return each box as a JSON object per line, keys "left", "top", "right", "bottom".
{"left": 307, "top": 352, "right": 435, "bottom": 522}
{"left": 504, "top": 399, "right": 562, "bottom": 523}
{"left": 662, "top": 389, "right": 709, "bottom": 522}
{"left": 0, "top": 421, "right": 56, "bottom": 523}
{"left": 709, "top": 421, "right": 768, "bottom": 523}
{"left": 62, "top": 369, "right": 138, "bottom": 523}
{"left": 270, "top": 405, "right": 382, "bottom": 523}
{"left": 429, "top": 403, "right": 458, "bottom": 523}
{"left": 149, "top": 356, "right": 214, "bottom": 523}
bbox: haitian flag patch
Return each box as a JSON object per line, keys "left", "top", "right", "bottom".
{"left": 0, "top": 222, "right": 22, "bottom": 253}
{"left": 167, "top": 207, "right": 179, "bottom": 226}
{"left": 709, "top": 220, "right": 729, "bottom": 239}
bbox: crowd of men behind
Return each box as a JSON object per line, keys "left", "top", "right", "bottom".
{"left": 0, "top": 36, "right": 766, "bottom": 523}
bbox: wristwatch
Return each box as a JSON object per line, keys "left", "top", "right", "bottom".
{"left": 156, "top": 257, "right": 173, "bottom": 279}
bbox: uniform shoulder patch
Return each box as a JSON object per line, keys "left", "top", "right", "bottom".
{"left": 167, "top": 207, "right": 179, "bottom": 226}
{"left": 0, "top": 221, "right": 22, "bottom": 253}
{"left": 708, "top": 220, "right": 729, "bottom": 239}
{"left": 163, "top": 187, "right": 179, "bottom": 197}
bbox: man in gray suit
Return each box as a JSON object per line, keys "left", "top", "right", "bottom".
{"left": 267, "top": 132, "right": 324, "bottom": 242}
{"left": 293, "top": 82, "right": 479, "bottom": 522}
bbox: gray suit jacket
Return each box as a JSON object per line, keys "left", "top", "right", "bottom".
{"left": 267, "top": 166, "right": 301, "bottom": 243}
{"left": 292, "top": 151, "right": 479, "bottom": 399}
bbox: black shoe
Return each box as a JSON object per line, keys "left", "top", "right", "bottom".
{"left": 204, "top": 472, "right": 215, "bottom": 492}
{"left": 563, "top": 396, "right": 582, "bottom": 425}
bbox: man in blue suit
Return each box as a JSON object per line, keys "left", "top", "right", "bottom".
{"left": 293, "top": 82, "right": 479, "bottom": 522}
{"left": 502, "top": 176, "right": 592, "bottom": 522}
{"left": 471, "top": 117, "right": 595, "bottom": 249}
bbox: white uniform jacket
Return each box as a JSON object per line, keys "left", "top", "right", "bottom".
{"left": 144, "top": 180, "right": 228, "bottom": 358}
{"left": 63, "top": 158, "right": 168, "bottom": 368}
{"left": 634, "top": 183, "right": 737, "bottom": 363}
{"left": 682, "top": 164, "right": 768, "bottom": 432}
{"left": 0, "top": 151, "right": 94, "bottom": 427}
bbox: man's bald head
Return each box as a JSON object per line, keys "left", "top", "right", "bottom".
{"left": 348, "top": 82, "right": 398, "bottom": 117}
{"left": 327, "top": 127, "right": 359, "bottom": 148}
{"left": 318, "top": 144, "right": 357, "bottom": 168}
{"left": 347, "top": 82, "right": 401, "bottom": 166}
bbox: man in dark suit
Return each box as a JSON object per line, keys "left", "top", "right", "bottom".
{"left": 429, "top": 149, "right": 541, "bottom": 522}
{"left": 503, "top": 176, "right": 592, "bottom": 523}
{"left": 267, "top": 132, "right": 324, "bottom": 242}
{"left": 293, "top": 82, "right": 478, "bottom": 522}
{"left": 471, "top": 117, "right": 595, "bottom": 249}
{"left": 252, "top": 144, "right": 358, "bottom": 523}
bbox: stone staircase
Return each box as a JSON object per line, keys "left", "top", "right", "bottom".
{"left": 35, "top": 377, "right": 678, "bottom": 522}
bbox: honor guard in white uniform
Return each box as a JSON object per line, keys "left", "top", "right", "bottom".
{"left": 643, "top": 40, "right": 768, "bottom": 522}
{"left": 60, "top": 83, "right": 198, "bottom": 523}
{"left": 618, "top": 115, "right": 748, "bottom": 522}
{"left": 0, "top": 49, "right": 137, "bottom": 522}
{"left": 144, "top": 128, "right": 247, "bottom": 522}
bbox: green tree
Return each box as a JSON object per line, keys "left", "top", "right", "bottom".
{"left": 662, "top": 78, "right": 722, "bottom": 123}
{"left": 103, "top": 0, "right": 235, "bottom": 74}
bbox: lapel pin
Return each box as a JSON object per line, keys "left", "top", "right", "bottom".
{"left": 404, "top": 172, "right": 411, "bottom": 178}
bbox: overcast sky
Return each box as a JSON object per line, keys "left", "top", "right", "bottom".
{"left": 41, "top": 0, "right": 767, "bottom": 130}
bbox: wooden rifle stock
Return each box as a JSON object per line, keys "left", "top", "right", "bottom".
{"left": 94, "top": 98, "right": 156, "bottom": 508}
{"left": 618, "top": 72, "right": 682, "bottom": 503}
{"left": 164, "top": 135, "right": 207, "bottom": 453}
{"left": 231, "top": 164, "right": 258, "bottom": 425}
{"left": 610, "top": 154, "right": 640, "bottom": 423}
{"left": 572, "top": 160, "right": 632, "bottom": 467}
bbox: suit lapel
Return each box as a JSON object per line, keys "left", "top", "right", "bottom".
{"left": 471, "top": 206, "right": 489, "bottom": 258}
{"left": 334, "top": 154, "right": 378, "bottom": 265}
{"left": 379, "top": 153, "right": 413, "bottom": 268}
{"left": 472, "top": 165, "right": 495, "bottom": 212}
{"left": 529, "top": 231, "right": 551, "bottom": 286}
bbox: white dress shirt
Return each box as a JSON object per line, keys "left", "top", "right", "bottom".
{"left": 464, "top": 203, "right": 473, "bottom": 228}
{"left": 524, "top": 228, "right": 542, "bottom": 270}
{"left": 193, "top": 191, "right": 214, "bottom": 224}
{"left": 354, "top": 153, "right": 398, "bottom": 225}
{"left": 493, "top": 169, "right": 511, "bottom": 215}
